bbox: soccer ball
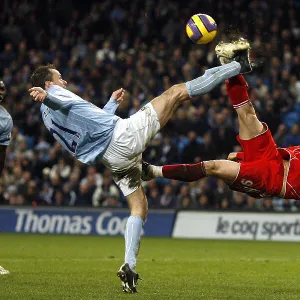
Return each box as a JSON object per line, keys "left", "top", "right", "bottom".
{"left": 186, "top": 14, "right": 217, "bottom": 44}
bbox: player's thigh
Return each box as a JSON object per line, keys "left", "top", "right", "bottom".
{"left": 103, "top": 153, "right": 142, "bottom": 196}
{"left": 237, "top": 123, "right": 279, "bottom": 162}
{"left": 150, "top": 83, "right": 188, "bottom": 128}
{"left": 127, "top": 104, "right": 160, "bottom": 154}
{"left": 205, "top": 160, "right": 240, "bottom": 184}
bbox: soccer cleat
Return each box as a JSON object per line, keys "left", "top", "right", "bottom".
{"left": 117, "top": 263, "right": 140, "bottom": 293}
{"left": 215, "top": 38, "right": 253, "bottom": 74}
{"left": 141, "top": 160, "right": 154, "bottom": 181}
{"left": 0, "top": 266, "right": 9, "bottom": 275}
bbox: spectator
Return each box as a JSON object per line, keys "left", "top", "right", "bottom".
{"left": 283, "top": 124, "right": 300, "bottom": 147}
{"left": 176, "top": 185, "right": 191, "bottom": 208}
{"left": 195, "top": 194, "right": 211, "bottom": 210}
{"left": 93, "top": 175, "right": 120, "bottom": 207}
{"left": 62, "top": 182, "right": 77, "bottom": 206}
{"left": 179, "top": 196, "right": 194, "bottom": 209}
{"left": 273, "top": 124, "right": 287, "bottom": 147}
{"left": 181, "top": 130, "right": 203, "bottom": 163}
{"left": 282, "top": 199, "right": 291, "bottom": 212}
{"left": 219, "top": 198, "right": 230, "bottom": 210}
{"left": 160, "top": 184, "right": 176, "bottom": 209}
{"left": 231, "top": 192, "right": 246, "bottom": 210}
{"left": 214, "top": 179, "right": 232, "bottom": 209}
{"left": 147, "top": 186, "right": 160, "bottom": 209}
{"left": 159, "top": 135, "right": 179, "bottom": 165}
{"left": 75, "top": 181, "right": 96, "bottom": 207}
{"left": 244, "top": 196, "right": 258, "bottom": 211}
{"left": 261, "top": 197, "right": 274, "bottom": 212}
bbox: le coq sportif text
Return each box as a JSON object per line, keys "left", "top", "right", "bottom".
{"left": 216, "top": 216, "right": 300, "bottom": 240}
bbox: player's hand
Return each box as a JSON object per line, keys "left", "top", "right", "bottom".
{"left": 227, "top": 152, "right": 244, "bottom": 162}
{"left": 28, "top": 87, "right": 47, "bottom": 102}
{"left": 227, "top": 152, "right": 238, "bottom": 161}
{"left": 111, "top": 88, "right": 125, "bottom": 104}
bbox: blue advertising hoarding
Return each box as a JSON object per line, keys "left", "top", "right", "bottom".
{"left": 0, "top": 207, "right": 175, "bottom": 237}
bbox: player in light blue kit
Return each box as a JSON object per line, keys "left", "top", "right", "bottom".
{"left": 0, "top": 80, "right": 13, "bottom": 276}
{"left": 0, "top": 81, "right": 13, "bottom": 176}
{"left": 29, "top": 58, "right": 247, "bottom": 292}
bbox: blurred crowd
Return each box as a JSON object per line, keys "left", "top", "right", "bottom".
{"left": 0, "top": 0, "right": 300, "bottom": 212}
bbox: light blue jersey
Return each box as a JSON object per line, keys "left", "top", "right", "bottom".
{"left": 0, "top": 106, "right": 13, "bottom": 146}
{"left": 40, "top": 85, "right": 120, "bottom": 164}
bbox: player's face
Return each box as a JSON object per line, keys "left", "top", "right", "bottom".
{"left": 50, "top": 69, "right": 67, "bottom": 88}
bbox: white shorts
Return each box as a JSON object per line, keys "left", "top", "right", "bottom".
{"left": 101, "top": 103, "right": 160, "bottom": 196}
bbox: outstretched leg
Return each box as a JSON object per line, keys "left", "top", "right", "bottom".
{"left": 151, "top": 61, "right": 241, "bottom": 128}
{"left": 215, "top": 39, "right": 263, "bottom": 140}
{"left": 142, "top": 159, "right": 240, "bottom": 184}
{"left": 226, "top": 75, "right": 264, "bottom": 140}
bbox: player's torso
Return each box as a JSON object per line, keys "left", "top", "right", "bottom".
{"left": 0, "top": 106, "right": 13, "bottom": 145}
{"left": 41, "top": 101, "right": 119, "bottom": 164}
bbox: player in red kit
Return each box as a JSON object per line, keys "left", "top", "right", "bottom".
{"left": 142, "top": 39, "right": 300, "bottom": 200}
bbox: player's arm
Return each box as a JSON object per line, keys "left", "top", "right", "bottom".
{"left": 28, "top": 87, "right": 75, "bottom": 110}
{"left": 103, "top": 88, "right": 125, "bottom": 114}
{"left": 0, "top": 145, "right": 7, "bottom": 175}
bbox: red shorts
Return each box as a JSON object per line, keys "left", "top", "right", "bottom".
{"left": 229, "top": 124, "right": 284, "bottom": 198}
{"left": 280, "top": 147, "right": 300, "bottom": 200}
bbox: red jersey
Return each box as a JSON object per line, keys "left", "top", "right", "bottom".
{"left": 278, "top": 146, "right": 300, "bottom": 199}
{"left": 229, "top": 124, "right": 299, "bottom": 199}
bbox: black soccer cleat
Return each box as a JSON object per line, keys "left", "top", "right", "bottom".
{"left": 215, "top": 38, "right": 253, "bottom": 74}
{"left": 117, "top": 263, "right": 140, "bottom": 293}
{"left": 232, "top": 50, "right": 252, "bottom": 74}
{"left": 141, "top": 160, "right": 154, "bottom": 181}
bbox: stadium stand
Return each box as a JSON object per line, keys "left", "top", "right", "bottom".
{"left": 0, "top": 0, "right": 299, "bottom": 211}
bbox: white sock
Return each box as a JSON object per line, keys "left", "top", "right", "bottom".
{"left": 151, "top": 165, "right": 163, "bottom": 178}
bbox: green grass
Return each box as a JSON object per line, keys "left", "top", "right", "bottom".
{"left": 1, "top": 234, "right": 300, "bottom": 299}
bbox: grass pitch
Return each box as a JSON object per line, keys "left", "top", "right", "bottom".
{"left": 1, "top": 234, "right": 300, "bottom": 299}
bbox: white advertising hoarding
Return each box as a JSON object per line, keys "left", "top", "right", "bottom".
{"left": 173, "top": 212, "right": 300, "bottom": 241}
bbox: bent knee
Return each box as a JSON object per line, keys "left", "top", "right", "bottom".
{"left": 204, "top": 160, "right": 221, "bottom": 176}
{"left": 131, "top": 208, "right": 148, "bottom": 221}
{"left": 130, "top": 196, "right": 148, "bottom": 220}
{"left": 163, "top": 83, "right": 187, "bottom": 100}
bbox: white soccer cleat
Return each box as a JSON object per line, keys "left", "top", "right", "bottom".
{"left": 0, "top": 266, "right": 10, "bottom": 275}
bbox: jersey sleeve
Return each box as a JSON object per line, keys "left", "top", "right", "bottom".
{"left": 103, "top": 97, "right": 119, "bottom": 114}
{"left": 44, "top": 85, "right": 78, "bottom": 111}
{"left": 0, "top": 115, "right": 13, "bottom": 146}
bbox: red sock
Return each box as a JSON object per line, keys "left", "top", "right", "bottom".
{"left": 162, "top": 162, "right": 206, "bottom": 182}
{"left": 226, "top": 74, "right": 250, "bottom": 109}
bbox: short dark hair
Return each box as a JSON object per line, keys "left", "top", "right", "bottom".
{"left": 30, "top": 64, "right": 56, "bottom": 88}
